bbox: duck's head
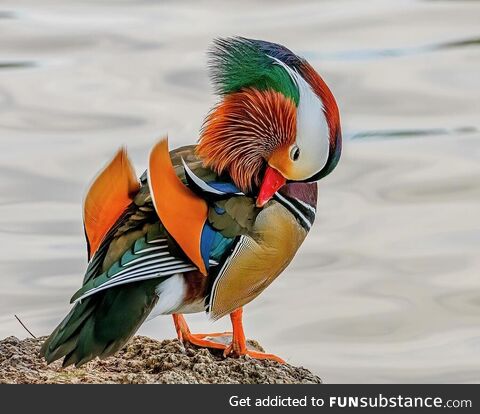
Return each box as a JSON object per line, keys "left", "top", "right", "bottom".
{"left": 197, "top": 37, "right": 342, "bottom": 207}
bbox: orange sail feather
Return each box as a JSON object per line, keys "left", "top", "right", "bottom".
{"left": 83, "top": 148, "right": 140, "bottom": 259}
{"left": 148, "top": 138, "right": 208, "bottom": 275}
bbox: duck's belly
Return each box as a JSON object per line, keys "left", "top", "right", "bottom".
{"left": 147, "top": 272, "right": 207, "bottom": 321}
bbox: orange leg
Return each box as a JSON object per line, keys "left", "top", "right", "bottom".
{"left": 172, "top": 310, "right": 285, "bottom": 364}
{"left": 172, "top": 314, "right": 231, "bottom": 350}
{"left": 223, "top": 308, "right": 285, "bottom": 364}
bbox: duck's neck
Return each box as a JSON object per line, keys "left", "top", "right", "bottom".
{"left": 274, "top": 182, "right": 317, "bottom": 231}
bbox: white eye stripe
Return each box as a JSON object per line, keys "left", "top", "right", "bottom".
{"left": 269, "top": 56, "right": 330, "bottom": 180}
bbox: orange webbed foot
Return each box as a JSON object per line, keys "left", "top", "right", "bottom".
{"left": 172, "top": 311, "right": 285, "bottom": 364}
{"left": 173, "top": 314, "right": 231, "bottom": 350}
{"left": 223, "top": 308, "right": 285, "bottom": 364}
{"left": 223, "top": 342, "right": 286, "bottom": 364}
{"left": 180, "top": 332, "right": 229, "bottom": 350}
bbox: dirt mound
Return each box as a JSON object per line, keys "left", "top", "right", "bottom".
{"left": 0, "top": 335, "right": 321, "bottom": 384}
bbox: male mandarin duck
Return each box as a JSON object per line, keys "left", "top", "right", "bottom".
{"left": 41, "top": 37, "right": 341, "bottom": 366}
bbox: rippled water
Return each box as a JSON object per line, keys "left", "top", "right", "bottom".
{"left": 1, "top": 0, "right": 479, "bottom": 383}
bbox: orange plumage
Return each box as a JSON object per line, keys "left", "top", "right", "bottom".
{"left": 148, "top": 138, "right": 208, "bottom": 275}
{"left": 83, "top": 148, "right": 140, "bottom": 259}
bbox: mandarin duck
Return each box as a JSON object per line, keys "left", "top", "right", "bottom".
{"left": 41, "top": 37, "right": 341, "bottom": 366}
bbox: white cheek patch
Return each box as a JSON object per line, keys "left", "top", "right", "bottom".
{"left": 270, "top": 57, "right": 330, "bottom": 180}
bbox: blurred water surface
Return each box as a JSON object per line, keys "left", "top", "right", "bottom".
{"left": 0, "top": 0, "right": 479, "bottom": 383}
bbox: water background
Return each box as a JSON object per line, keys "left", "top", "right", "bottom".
{"left": 0, "top": 0, "right": 479, "bottom": 383}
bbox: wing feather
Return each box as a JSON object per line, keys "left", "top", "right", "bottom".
{"left": 148, "top": 139, "right": 208, "bottom": 275}
{"left": 72, "top": 222, "right": 196, "bottom": 303}
{"left": 83, "top": 148, "right": 140, "bottom": 259}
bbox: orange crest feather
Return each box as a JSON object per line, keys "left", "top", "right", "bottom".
{"left": 197, "top": 88, "right": 296, "bottom": 192}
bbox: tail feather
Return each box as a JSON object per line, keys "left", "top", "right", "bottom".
{"left": 40, "top": 281, "right": 159, "bottom": 367}
{"left": 42, "top": 300, "right": 95, "bottom": 359}
{"left": 40, "top": 299, "right": 94, "bottom": 364}
{"left": 63, "top": 317, "right": 107, "bottom": 367}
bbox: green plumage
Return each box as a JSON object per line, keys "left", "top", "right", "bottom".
{"left": 209, "top": 37, "right": 299, "bottom": 104}
{"left": 41, "top": 281, "right": 159, "bottom": 367}
{"left": 209, "top": 197, "right": 258, "bottom": 238}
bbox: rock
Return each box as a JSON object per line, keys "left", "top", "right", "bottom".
{"left": 0, "top": 336, "right": 321, "bottom": 384}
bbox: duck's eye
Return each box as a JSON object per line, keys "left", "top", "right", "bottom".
{"left": 290, "top": 145, "right": 300, "bottom": 161}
